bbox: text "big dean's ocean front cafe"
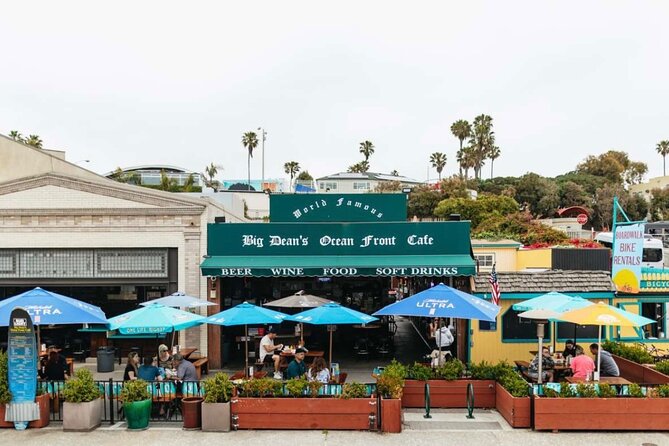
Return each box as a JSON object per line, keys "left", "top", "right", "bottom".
{"left": 200, "top": 193, "right": 477, "bottom": 368}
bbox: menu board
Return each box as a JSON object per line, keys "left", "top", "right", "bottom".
{"left": 7, "top": 307, "right": 38, "bottom": 429}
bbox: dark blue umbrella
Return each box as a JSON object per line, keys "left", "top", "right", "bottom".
{"left": 373, "top": 283, "right": 500, "bottom": 321}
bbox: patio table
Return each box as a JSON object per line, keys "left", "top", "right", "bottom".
{"left": 565, "top": 376, "right": 632, "bottom": 385}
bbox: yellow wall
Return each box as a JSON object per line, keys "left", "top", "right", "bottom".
{"left": 613, "top": 297, "right": 643, "bottom": 339}
{"left": 516, "top": 248, "right": 552, "bottom": 270}
{"left": 472, "top": 247, "right": 518, "bottom": 272}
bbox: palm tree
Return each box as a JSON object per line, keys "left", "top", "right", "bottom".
{"left": 359, "top": 140, "right": 375, "bottom": 162}
{"left": 203, "top": 162, "right": 222, "bottom": 192}
{"left": 25, "top": 134, "right": 43, "bottom": 148}
{"left": 450, "top": 120, "right": 472, "bottom": 153}
{"left": 390, "top": 170, "right": 400, "bottom": 176}
{"left": 242, "top": 131, "right": 259, "bottom": 191}
{"left": 455, "top": 149, "right": 464, "bottom": 178}
{"left": 657, "top": 140, "right": 669, "bottom": 176}
{"left": 430, "top": 152, "right": 447, "bottom": 181}
{"left": 8, "top": 130, "right": 23, "bottom": 142}
{"left": 283, "top": 161, "right": 301, "bottom": 189}
{"left": 488, "top": 145, "right": 501, "bottom": 179}
{"left": 461, "top": 146, "right": 477, "bottom": 180}
{"left": 348, "top": 160, "right": 370, "bottom": 173}
{"left": 468, "top": 115, "right": 494, "bottom": 180}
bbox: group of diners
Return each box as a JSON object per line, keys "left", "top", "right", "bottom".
{"left": 528, "top": 340, "right": 620, "bottom": 383}
{"left": 259, "top": 327, "right": 332, "bottom": 382}
{"left": 123, "top": 344, "right": 197, "bottom": 382}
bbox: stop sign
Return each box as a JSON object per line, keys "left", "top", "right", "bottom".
{"left": 576, "top": 214, "right": 588, "bottom": 225}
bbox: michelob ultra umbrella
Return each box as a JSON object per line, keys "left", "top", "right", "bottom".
{"left": 264, "top": 291, "right": 333, "bottom": 343}
{"left": 141, "top": 292, "right": 215, "bottom": 309}
{"left": 107, "top": 303, "right": 205, "bottom": 335}
{"left": 287, "top": 303, "right": 378, "bottom": 364}
{"left": 206, "top": 302, "right": 288, "bottom": 376}
{"left": 557, "top": 302, "right": 655, "bottom": 380}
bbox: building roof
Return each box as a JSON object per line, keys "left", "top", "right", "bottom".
{"left": 103, "top": 165, "right": 200, "bottom": 176}
{"left": 316, "top": 171, "right": 422, "bottom": 183}
{"left": 472, "top": 270, "right": 614, "bottom": 294}
{"left": 471, "top": 239, "right": 522, "bottom": 248}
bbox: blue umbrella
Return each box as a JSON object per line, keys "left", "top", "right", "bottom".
{"left": 287, "top": 303, "right": 378, "bottom": 364}
{"left": 107, "top": 303, "right": 205, "bottom": 335}
{"left": 140, "top": 292, "right": 215, "bottom": 309}
{"left": 0, "top": 287, "right": 107, "bottom": 327}
{"left": 206, "top": 302, "right": 289, "bottom": 375}
{"left": 373, "top": 283, "right": 500, "bottom": 322}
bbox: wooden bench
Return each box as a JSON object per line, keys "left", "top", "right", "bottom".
{"left": 193, "top": 357, "right": 209, "bottom": 379}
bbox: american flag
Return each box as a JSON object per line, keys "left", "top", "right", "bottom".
{"left": 489, "top": 264, "right": 501, "bottom": 306}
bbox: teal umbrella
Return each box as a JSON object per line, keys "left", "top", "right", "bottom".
{"left": 287, "top": 303, "right": 378, "bottom": 364}
{"left": 206, "top": 302, "right": 288, "bottom": 376}
{"left": 107, "top": 303, "right": 205, "bottom": 335}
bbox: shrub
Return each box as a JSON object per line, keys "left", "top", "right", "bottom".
{"left": 576, "top": 383, "right": 598, "bottom": 398}
{"left": 0, "top": 351, "right": 11, "bottom": 404}
{"left": 559, "top": 383, "right": 576, "bottom": 398}
{"left": 434, "top": 359, "right": 465, "bottom": 380}
{"left": 627, "top": 383, "right": 645, "bottom": 398}
{"left": 496, "top": 369, "right": 529, "bottom": 397}
{"left": 469, "top": 360, "right": 514, "bottom": 381}
{"left": 241, "top": 378, "right": 282, "bottom": 397}
{"left": 655, "top": 384, "right": 669, "bottom": 398}
{"left": 543, "top": 387, "right": 559, "bottom": 398}
{"left": 377, "top": 374, "right": 404, "bottom": 399}
{"left": 202, "top": 372, "right": 234, "bottom": 403}
{"left": 655, "top": 361, "right": 669, "bottom": 376}
{"left": 62, "top": 369, "right": 102, "bottom": 403}
{"left": 383, "top": 359, "right": 408, "bottom": 380}
{"left": 285, "top": 378, "right": 309, "bottom": 397}
{"left": 601, "top": 341, "right": 653, "bottom": 364}
{"left": 597, "top": 383, "right": 617, "bottom": 398}
{"left": 119, "top": 379, "right": 150, "bottom": 403}
{"left": 307, "top": 380, "right": 322, "bottom": 398}
{"left": 407, "top": 362, "right": 433, "bottom": 381}
{"left": 340, "top": 382, "right": 368, "bottom": 399}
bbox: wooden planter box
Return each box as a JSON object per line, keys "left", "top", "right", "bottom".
{"left": 613, "top": 354, "right": 669, "bottom": 385}
{"left": 534, "top": 396, "right": 669, "bottom": 431}
{"left": 231, "top": 397, "right": 377, "bottom": 430}
{"left": 401, "top": 379, "right": 496, "bottom": 409}
{"left": 0, "top": 404, "right": 13, "bottom": 428}
{"left": 380, "top": 398, "right": 402, "bottom": 433}
{"left": 494, "top": 383, "right": 530, "bottom": 428}
{"left": 0, "top": 394, "right": 51, "bottom": 429}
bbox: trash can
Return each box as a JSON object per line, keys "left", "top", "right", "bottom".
{"left": 97, "top": 346, "right": 116, "bottom": 373}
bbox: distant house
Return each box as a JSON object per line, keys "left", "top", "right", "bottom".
{"left": 316, "top": 172, "right": 422, "bottom": 193}
{"left": 104, "top": 165, "right": 203, "bottom": 188}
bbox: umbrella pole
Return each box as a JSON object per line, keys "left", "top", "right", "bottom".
{"left": 552, "top": 321, "right": 556, "bottom": 354}
{"left": 245, "top": 324, "right": 249, "bottom": 378}
{"left": 596, "top": 325, "right": 602, "bottom": 381}
{"left": 537, "top": 332, "right": 543, "bottom": 385}
{"left": 300, "top": 323, "right": 304, "bottom": 346}
{"left": 438, "top": 319, "right": 443, "bottom": 367}
{"left": 329, "top": 329, "right": 333, "bottom": 365}
{"left": 37, "top": 325, "right": 41, "bottom": 354}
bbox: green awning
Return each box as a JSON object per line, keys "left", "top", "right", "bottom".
{"left": 201, "top": 255, "right": 475, "bottom": 277}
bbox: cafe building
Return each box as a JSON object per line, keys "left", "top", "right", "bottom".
{"left": 201, "top": 193, "right": 478, "bottom": 368}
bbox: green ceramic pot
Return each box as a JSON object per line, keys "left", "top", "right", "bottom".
{"left": 123, "top": 399, "right": 152, "bottom": 430}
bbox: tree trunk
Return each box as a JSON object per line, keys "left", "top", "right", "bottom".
{"left": 664, "top": 155, "right": 666, "bottom": 177}
{"left": 490, "top": 160, "right": 494, "bottom": 179}
{"left": 248, "top": 154, "right": 251, "bottom": 191}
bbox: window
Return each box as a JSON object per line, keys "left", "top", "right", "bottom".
{"left": 319, "top": 182, "right": 337, "bottom": 191}
{"left": 475, "top": 254, "right": 495, "bottom": 270}
{"left": 502, "top": 308, "right": 551, "bottom": 341}
{"left": 556, "top": 322, "right": 600, "bottom": 341}
{"left": 353, "top": 182, "right": 370, "bottom": 190}
{"left": 479, "top": 320, "right": 497, "bottom": 331}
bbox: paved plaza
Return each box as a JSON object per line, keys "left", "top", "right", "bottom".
{"left": 0, "top": 424, "right": 667, "bottom": 446}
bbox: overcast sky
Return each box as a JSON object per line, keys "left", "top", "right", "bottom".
{"left": 1, "top": 1, "right": 668, "bottom": 183}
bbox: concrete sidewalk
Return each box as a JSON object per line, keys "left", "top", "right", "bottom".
{"left": 0, "top": 425, "right": 667, "bottom": 446}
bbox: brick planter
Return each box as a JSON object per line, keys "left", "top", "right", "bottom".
{"left": 401, "top": 379, "right": 496, "bottom": 409}
{"left": 534, "top": 396, "right": 669, "bottom": 431}
{"left": 231, "top": 397, "right": 377, "bottom": 430}
{"left": 494, "top": 383, "right": 530, "bottom": 428}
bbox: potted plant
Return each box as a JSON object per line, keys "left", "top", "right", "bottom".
{"left": 376, "top": 360, "right": 405, "bottom": 433}
{"left": 0, "top": 351, "right": 12, "bottom": 428}
{"left": 61, "top": 369, "right": 103, "bottom": 431}
{"left": 120, "top": 379, "right": 151, "bottom": 430}
{"left": 201, "top": 372, "right": 234, "bottom": 432}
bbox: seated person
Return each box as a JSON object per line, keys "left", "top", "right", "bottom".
{"left": 590, "top": 343, "right": 620, "bottom": 377}
{"left": 528, "top": 347, "right": 555, "bottom": 382}
{"left": 40, "top": 350, "right": 69, "bottom": 381}
{"left": 259, "top": 327, "right": 284, "bottom": 380}
{"left": 157, "top": 344, "right": 173, "bottom": 374}
{"left": 307, "top": 357, "right": 331, "bottom": 384}
{"left": 172, "top": 353, "right": 198, "bottom": 381}
{"left": 562, "top": 339, "right": 577, "bottom": 358}
{"left": 285, "top": 348, "right": 307, "bottom": 380}
{"left": 138, "top": 356, "right": 163, "bottom": 381}
{"left": 569, "top": 345, "right": 595, "bottom": 378}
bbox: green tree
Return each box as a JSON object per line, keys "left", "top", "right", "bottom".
{"left": 468, "top": 115, "right": 495, "bottom": 180}
{"left": 183, "top": 174, "right": 196, "bottom": 192}
{"left": 438, "top": 176, "right": 474, "bottom": 199}
{"left": 374, "top": 181, "right": 402, "bottom": 193}
{"left": 433, "top": 194, "right": 520, "bottom": 228}
{"left": 592, "top": 185, "right": 648, "bottom": 230}
{"left": 283, "top": 161, "right": 301, "bottom": 188}
{"left": 488, "top": 145, "right": 501, "bottom": 179}
{"left": 515, "top": 173, "right": 559, "bottom": 217}
{"left": 359, "top": 140, "right": 375, "bottom": 162}
{"left": 479, "top": 176, "right": 519, "bottom": 196}
{"left": 242, "top": 131, "right": 259, "bottom": 191}
{"left": 347, "top": 160, "right": 370, "bottom": 173}
{"left": 25, "top": 134, "right": 43, "bottom": 148}
{"left": 109, "top": 167, "right": 141, "bottom": 185}
{"left": 159, "top": 170, "right": 177, "bottom": 191}
{"left": 558, "top": 181, "right": 591, "bottom": 208}
{"left": 203, "top": 162, "right": 222, "bottom": 192}
{"left": 656, "top": 140, "right": 669, "bottom": 176}
{"left": 430, "top": 152, "right": 447, "bottom": 181}
{"left": 474, "top": 211, "right": 569, "bottom": 245}
{"left": 450, "top": 119, "right": 471, "bottom": 154}
{"left": 650, "top": 187, "right": 669, "bottom": 220}
{"left": 407, "top": 187, "right": 443, "bottom": 219}
{"left": 296, "top": 170, "right": 313, "bottom": 181}
{"left": 8, "top": 130, "right": 24, "bottom": 142}
{"left": 576, "top": 150, "right": 647, "bottom": 186}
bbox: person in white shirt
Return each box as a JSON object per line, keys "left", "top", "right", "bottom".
{"left": 307, "top": 357, "right": 331, "bottom": 384}
{"left": 436, "top": 324, "right": 454, "bottom": 354}
{"left": 259, "top": 327, "right": 284, "bottom": 379}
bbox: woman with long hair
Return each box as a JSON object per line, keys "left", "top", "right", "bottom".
{"left": 123, "top": 352, "right": 140, "bottom": 381}
{"left": 307, "top": 357, "right": 331, "bottom": 384}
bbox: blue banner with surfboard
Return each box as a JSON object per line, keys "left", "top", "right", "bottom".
{"left": 6, "top": 307, "right": 39, "bottom": 430}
